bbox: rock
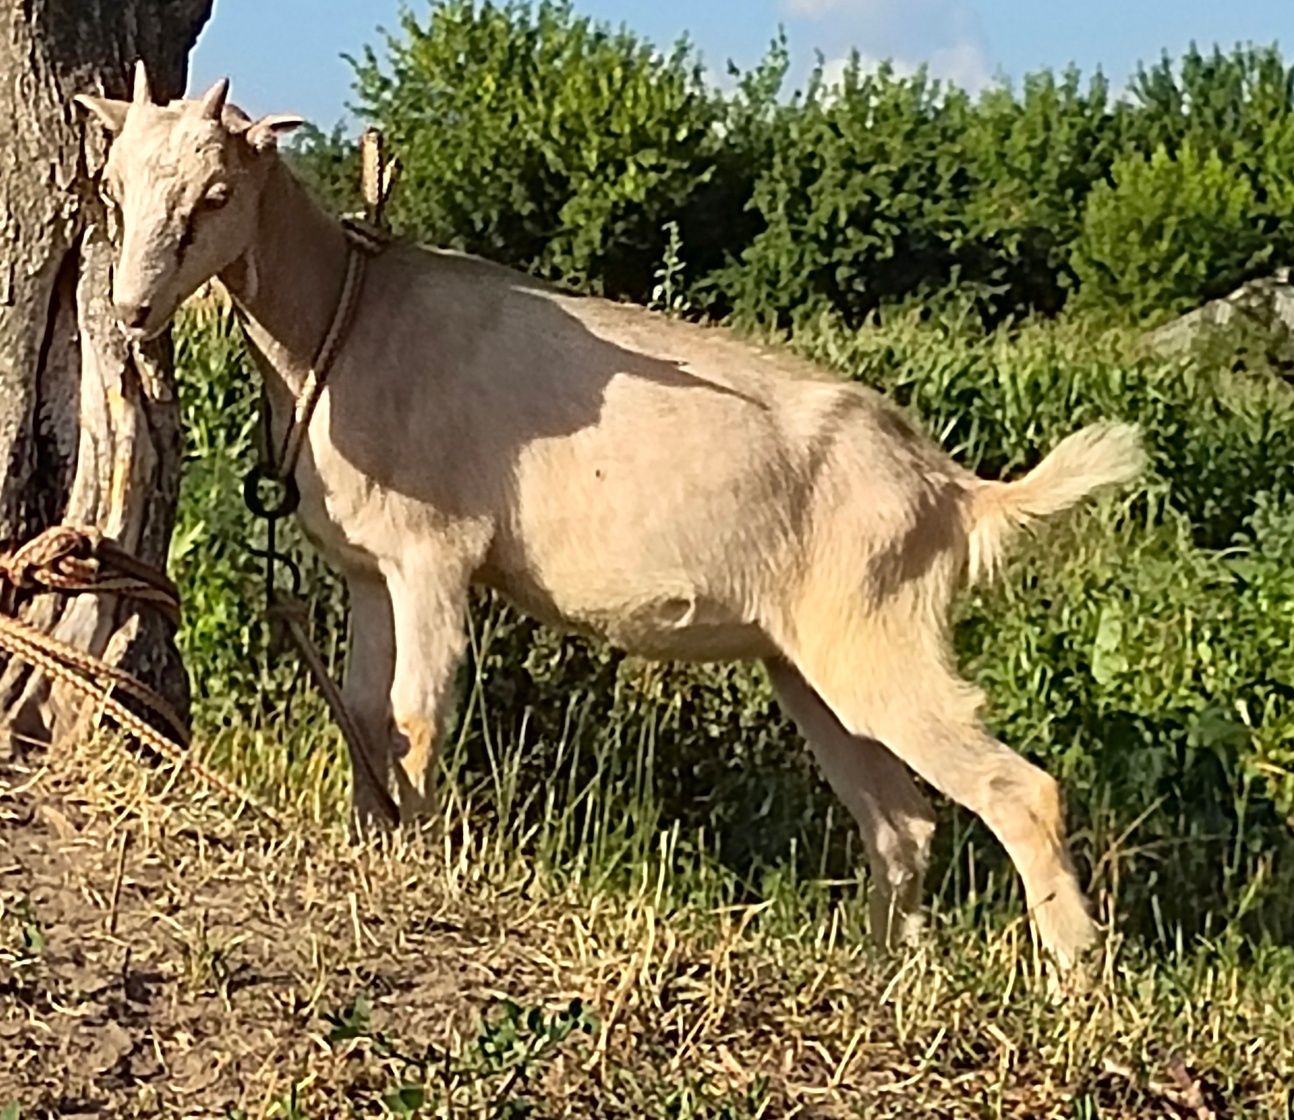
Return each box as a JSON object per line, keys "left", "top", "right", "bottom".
{"left": 1147, "top": 269, "right": 1294, "bottom": 355}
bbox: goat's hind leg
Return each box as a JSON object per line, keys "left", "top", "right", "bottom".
{"left": 767, "top": 659, "right": 935, "bottom": 949}
{"left": 792, "top": 629, "right": 1096, "bottom": 972}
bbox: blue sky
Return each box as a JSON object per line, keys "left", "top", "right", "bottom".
{"left": 191, "top": 0, "right": 1294, "bottom": 126}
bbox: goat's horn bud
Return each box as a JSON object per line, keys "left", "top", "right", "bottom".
{"left": 132, "top": 59, "right": 152, "bottom": 105}
{"left": 198, "top": 77, "right": 230, "bottom": 120}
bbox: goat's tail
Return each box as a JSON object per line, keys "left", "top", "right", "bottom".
{"left": 965, "top": 421, "right": 1146, "bottom": 584}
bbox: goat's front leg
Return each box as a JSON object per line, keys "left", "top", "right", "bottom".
{"left": 383, "top": 559, "right": 471, "bottom": 823}
{"left": 342, "top": 571, "right": 399, "bottom": 833}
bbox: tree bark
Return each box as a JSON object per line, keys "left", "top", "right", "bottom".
{"left": 0, "top": 0, "right": 212, "bottom": 749}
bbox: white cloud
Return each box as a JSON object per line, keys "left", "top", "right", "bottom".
{"left": 929, "top": 41, "right": 994, "bottom": 94}
{"left": 781, "top": 0, "right": 997, "bottom": 96}
{"left": 818, "top": 41, "right": 995, "bottom": 96}
{"left": 818, "top": 52, "right": 914, "bottom": 91}
{"left": 818, "top": 54, "right": 847, "bottom": 90}
{"left": 702, "top": 63, "right": 739, "bottom": 95}
{"left": 785, "top": 0, "right": 856, "bottom": 15}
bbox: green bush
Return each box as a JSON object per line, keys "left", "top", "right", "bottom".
{"left": 1071, "top": 141, "right": 1271, "bottom": 322}
{"left": 283, "top": 13, "right": 1294, "bottom": 326}
{"left": 1251, "top": 112, "right": 1294, "bottom": 264}
{"left": 712, "top": 59, "right": 977, "bottom": 329}
{"left": 348, "top": 0, "right": 732, "bottom": 300}
{"left": 171, "top": 306, "right": 347, "bottom": 723}
{"left": 958, "top": 68, "right": 1130, "bottom": 316}
{"left": 286, "top": 123, "right": 362, "bottom": 218}
{"left": 1126, "top": 45, "right": 1294, "bottom": 170}
{"left": 713, "top": 60, "right": 1133, "bottom": 327}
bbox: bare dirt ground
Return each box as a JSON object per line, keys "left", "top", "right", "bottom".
{"left": 0, "top": 740, "right": 859, "bottom": 1118}
{"left": 1, "top": 737, "right": 1281, "bottom": 1119}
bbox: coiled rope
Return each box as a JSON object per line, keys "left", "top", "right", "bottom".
{"left": 0, "top": 524, "right": 281, "bottom": 825}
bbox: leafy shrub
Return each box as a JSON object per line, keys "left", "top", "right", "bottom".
{"left": 171, "top": 305, "right": 346, "bottom": 723}
{"left": 714, "top": 59, "right": 1142, "bottom": 328}
{"left": 712, "top": 58, "right": 982, "bottom": 330}
{"left": 1250, "top": 112, "right": 1294, "bottom": 265}
{"left": 1126, "top": 44, "right": 1294, "bottom": 169}
{"left": 283, "top": 14, "right": 1294, "bottom": 327}
{"left": 286, "top": 123, "right": 361, "bottom": 218}
{"left": 960, "top": 508, "right": 1294, "bottom": 938}
{"left": 348, "top": 0, "right": 733, "bottom": 300}
{"left": 958, "top": 68, "right": 1131, "bottom": 315}
{"left": 1071, "top": 141, "right": 1271, "bottom": 322}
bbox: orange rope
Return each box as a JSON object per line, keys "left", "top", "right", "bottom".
{"left": 0, "top": 525, "right": 281, "bottom": 825}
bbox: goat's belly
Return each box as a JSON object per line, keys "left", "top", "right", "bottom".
{"left": 600, "top": 605, "right": 776, "bottom": 661}
{"left": 481, "top": 566, "right": 776, "bottom": 662}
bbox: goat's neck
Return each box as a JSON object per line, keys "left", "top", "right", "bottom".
{"left": 219, "top": 158, "right": 350, "bottom": 400}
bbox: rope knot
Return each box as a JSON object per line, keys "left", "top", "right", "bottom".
{"left": 0, "top": 525, "right": 104, "bottom": 595}
{"left": 0, "top": 524, "right": 181, "bottom": 624}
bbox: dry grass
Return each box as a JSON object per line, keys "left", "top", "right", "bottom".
{"left": 2, "top": 731, "right": 1292, "bottom": 1119}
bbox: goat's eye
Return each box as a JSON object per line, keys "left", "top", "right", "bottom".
{"left": 201, "top": 184, "right": 231, "bottom": 210}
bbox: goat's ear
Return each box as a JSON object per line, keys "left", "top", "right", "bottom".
{"left": 73, "top": 94, "right": 129, "bottom": 132}
{"left": 243, "top": 113, "right": 306, "bottom": 151}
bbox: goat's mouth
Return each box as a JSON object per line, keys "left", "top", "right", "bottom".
{"left": 117, "top": 306, "right": 175, "bottom": 344}
{"left": 121, "top": 322, "right": 167, "bottom": 344}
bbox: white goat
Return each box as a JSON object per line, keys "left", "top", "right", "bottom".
{"left": 74, "top": 67, "right": 1144, "bottom": 972}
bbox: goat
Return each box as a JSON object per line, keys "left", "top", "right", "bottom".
{"left": 73, "top": 66, "right": 1145, "bottom": 972}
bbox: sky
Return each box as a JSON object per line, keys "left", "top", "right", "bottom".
{"left": 190, "top": 0, "right": 1294, "bottom": 127}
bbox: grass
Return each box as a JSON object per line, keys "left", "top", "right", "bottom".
{"left": 3, "top": 714, "right": 1293, "bottom": 1118}
{"left": 130, "top": 302, "right": 1294, "bottom": 1114}
{"left": 181, "top": 639, "right": 1294, "bottom": 1117}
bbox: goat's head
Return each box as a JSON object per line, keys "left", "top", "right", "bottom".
{"left": 73, "top": 62, "right": 304, "bottom": 340}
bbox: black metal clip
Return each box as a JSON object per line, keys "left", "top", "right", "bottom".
{"left": 242, "top": 464, "right": 300, "bottom": 520}
{"left": 242, "top": 465, "right": 304, "bottom": 660}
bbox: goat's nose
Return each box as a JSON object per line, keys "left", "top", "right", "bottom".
{"left": 114, "top": 301, "right": 152, "bottom": 330}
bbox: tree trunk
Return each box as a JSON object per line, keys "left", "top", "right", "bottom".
{"left": 0, "top": 0, "right": 212, "bottom": 750}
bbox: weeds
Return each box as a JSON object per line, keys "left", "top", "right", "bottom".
{"left": 173, "top": 909, "right": 248, "bottom": 1006}
{"left": 322, "top": 996, "right": 597, "bottom": 1117}
{"left": 0, "top": 895, "right": 43, "bottom": 971}
{"left": 649, "top": 220, "right": 692, "bottom": 317}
